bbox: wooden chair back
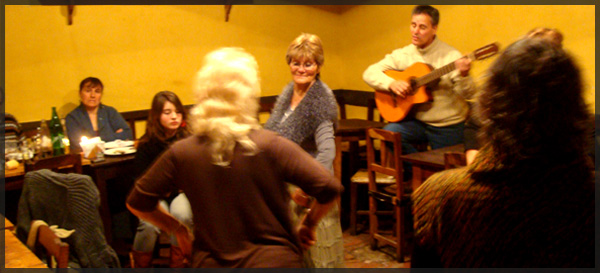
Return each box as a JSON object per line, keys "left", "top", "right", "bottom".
{"left": 26, "top": 153, "right": 83, "bottom": 174}
{"left": 444, "top": 152, "right": 467, "bottom": 170}
{"left": 366, "top": 128, "right": 411, "bottom": 262}
{"left": 336, "top": 95, "right": 381, "bottom": 122}
{"left": 35, "top": 224, "right": 69, "bottom": 268}
{"left": 366, "top": 128, "right": 403, "bottom": 181}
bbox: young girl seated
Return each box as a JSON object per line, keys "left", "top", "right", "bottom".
{"left": 129, "top": 91, "right": 192, "bottom": 268}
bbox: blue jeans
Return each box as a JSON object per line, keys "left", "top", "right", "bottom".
{"left": 132, "top": 193, "right": 193, "bottom": 252}
{"left": 383, "top": 119, "right": 465, "bottom": 178}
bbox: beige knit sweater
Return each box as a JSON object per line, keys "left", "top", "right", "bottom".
{"left": 363, "top": 37, "right": 475, "bottom": 127}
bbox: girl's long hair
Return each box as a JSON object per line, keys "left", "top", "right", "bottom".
{"left": 139, "top": 90, "right": 190, "bottom": 145}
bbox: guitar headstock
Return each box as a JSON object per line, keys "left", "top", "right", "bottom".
{"left": 472, "top": 43, "right": 500, "bottom": 61}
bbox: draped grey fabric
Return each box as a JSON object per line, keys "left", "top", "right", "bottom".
{"left": 264, "top": 79, "right": 338, "bottom": 147}
{"left": 16, "top": 169, "right": 120, "bottom": 268}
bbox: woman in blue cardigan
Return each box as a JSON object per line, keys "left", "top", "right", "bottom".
{"left": 66, "top": 77, "right": 133, "bottom": 152}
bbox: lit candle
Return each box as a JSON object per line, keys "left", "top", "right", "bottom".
{"left": 80, "top": 136, "right": 95, "bottom": 158}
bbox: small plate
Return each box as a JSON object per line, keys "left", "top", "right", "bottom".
{"left": 104, "top": 147, "right": 136, "bottom": 156}
{"left": 105, "top": 140, "right": 135, "bottom": 149}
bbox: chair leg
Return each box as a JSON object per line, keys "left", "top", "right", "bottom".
{"left": 395, "top": 205, "right": 407, "bottom": 263}
{"left": 350, "top": 182, "right": 358, "bottom": 235}
{"left": 368, "top": 194, "right": 379, "bottom": 250}
{"left": 396, "top": 215, "right": 403, "bottom": 262}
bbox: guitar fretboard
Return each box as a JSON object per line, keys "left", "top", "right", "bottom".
{"left": 414, "top": 52, "right": 476, "bottom": 88}
{"left": 415, "top": 62, "right": 456, "bottom": 88}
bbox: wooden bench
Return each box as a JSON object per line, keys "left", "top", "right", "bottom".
{"left": 19, "top": 95, "right": 281, "bottom": 140}
{"left": 19, "top": 91, "right": 381, "bottom": 140}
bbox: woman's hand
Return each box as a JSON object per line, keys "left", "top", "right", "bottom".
{"left": 173, "top": 222, "right": 194, "bottom": 259}
{"left": 127, "top": 203, "right": 194, "bottom": 259}
{"left": 297, "top": 215, "right": 317, "bottom": 250}
{"left": 291, "top": 188, "right": 312, "bottom": 208}
{"left": 295, "top": 196, "right": 338, "bottom": 250}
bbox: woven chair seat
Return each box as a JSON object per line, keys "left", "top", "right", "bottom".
{"left": 351, "top": 169, "right": 396, "bottom": 184}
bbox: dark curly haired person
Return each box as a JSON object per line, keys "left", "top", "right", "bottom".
{"left": 411, "top": 38, "right": 594, "bottom": 267}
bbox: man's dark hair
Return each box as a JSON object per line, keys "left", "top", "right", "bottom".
{"left": 412, "top": 5, "right": 440, "bottom": 26}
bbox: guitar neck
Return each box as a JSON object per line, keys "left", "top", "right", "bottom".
{"left": 415, "top": 62, "right": 456, "bottom": 87}
{"left": 414, "top": 52, "right": 475, "bottom": 88}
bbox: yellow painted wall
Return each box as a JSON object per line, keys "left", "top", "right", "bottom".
{"left": 5, "top": 5, "right": 595, "bottom": 126}
{"left": 5, "top": 5, "right": 345, "bottom": 123}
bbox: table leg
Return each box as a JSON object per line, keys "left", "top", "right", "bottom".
{"left": 348, "top": 141, "right": 360, "bottom": 176}
{"left": 411, "top": 165, "right": 424, "bottom": 191}
{"left": 94, "top": 170, "right": 113, "bottom": 244}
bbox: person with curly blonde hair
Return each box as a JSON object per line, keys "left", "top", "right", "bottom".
{"left": 127, "top": 47, "right": 342, "bottom": 268}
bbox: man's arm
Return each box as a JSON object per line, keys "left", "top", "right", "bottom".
{"left": 451, "top": 56, "right": 476, "bottom": 99}
{"left": 106, "top": 106, "right": 134, "bottom": 140}
{"left": 363, "top": 49, "right": 415, "bottom": 98}
{"left": 363, "top": 49, "right": 409, "bottom": 90}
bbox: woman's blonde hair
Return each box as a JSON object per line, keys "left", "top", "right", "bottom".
{"left": 189, "top": 47, "right": 261, "bottom": 166}
{"left": 285, "top": 33, "right": 324, "bottom": 66}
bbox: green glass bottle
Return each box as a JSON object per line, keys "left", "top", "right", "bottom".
{"left": 49, "top": 107, "right": 65, "bottom": 156}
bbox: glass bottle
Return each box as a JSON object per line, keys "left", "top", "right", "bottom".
{"left": 61, "top": 118, "right": 70, "bottom": 154}
{"left": 39, "top": 120, "right": 53, "bottom": 158}
{"left": 21, "top": 138, "right": 34, "bottom": 164}
{"left": 49, "top": 107, "right": 65, "bottom": 156}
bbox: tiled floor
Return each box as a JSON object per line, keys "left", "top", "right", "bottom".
{"left": 118, "top": 229, "right": 411, "bottom": 268}
{"left": 115, "top": 213, "right": 411, "bottom": 268}
{"left": 342, "top": 229, "right": 410, "bottom": 268}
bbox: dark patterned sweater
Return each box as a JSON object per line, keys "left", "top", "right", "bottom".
{"left": 411, "top": 147, "right": 595, "bottom": 267}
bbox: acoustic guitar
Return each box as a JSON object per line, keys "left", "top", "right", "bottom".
{"left": 374, "top": 43, "right": 500, "bottom": 122}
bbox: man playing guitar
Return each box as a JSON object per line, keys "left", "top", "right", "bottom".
{"left": 363, "top": 5, "right": 475, "bottom": 179}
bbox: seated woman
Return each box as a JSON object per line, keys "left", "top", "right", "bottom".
{"left": 66, "top": 77, "right": 133, "bottom": 152}
{"left": 129, "top": 91, "right": 193, "bottom": 268}
{"left": 126, "top": 47, "right": 343, "bottom": 268}
{"left": 464, "top": 27, "right": 564, "bottom": 165}
{"left": 412, "top": 38, "right": 594, "bottom": 267}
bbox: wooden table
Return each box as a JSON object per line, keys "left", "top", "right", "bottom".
{"left": 334, "top": 118, "right": 386, "bottom": 181}
{"left": 4, "top": 216, "right": 15, "bottom": 231}
{"left": 83, "top": 154, "right": 135, "bottom": 244}
{"left": 4, "top": 228, "right": 49, "bottom": 268}
{"left": 5, "top": 162, "right": 26, "bottom": 191}
{"left": 399, "top": 144, "right": 464, "bottom": 190}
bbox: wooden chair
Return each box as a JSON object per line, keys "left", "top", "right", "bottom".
{"left": 25, "top": 153, "right": 83, "bottom": 174}
{"left": 349, "top": 166, "right": 395, "bottom": 235}
{"left": 32, "top": 223, "right": 70, "bottom": 268}
{"left": 336, "top": 95, "right": 385, "bottom": 176}
{"left": 444, "top": 151, "right": 467, "bottom": 170}
{"left": 366, "top": 128, "right": 412, "bottom": 262}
